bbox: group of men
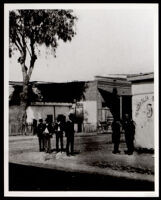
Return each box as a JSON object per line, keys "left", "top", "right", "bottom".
{"left": 36, "top": 113, "right": 75, "bottom": 156}
{"left": 111, "top": 114, "right": 136, "bottom": 155}
{"left": 36, "top": 112, "right": 135, "bottom": 156}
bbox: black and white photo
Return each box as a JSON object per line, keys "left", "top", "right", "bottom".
{"left": 4, "top": 3, "right": 159, "bottom": 197}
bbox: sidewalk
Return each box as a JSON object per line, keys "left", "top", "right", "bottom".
{"left": 9, "top": 132, "right": 99, "bottom": 142}
{"left": 9, "top": 134, "right": 154, "bottom": 183}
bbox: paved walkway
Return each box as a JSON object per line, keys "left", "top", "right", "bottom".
{"left": 9, "top": 134, "right": 154, "bottom": 183}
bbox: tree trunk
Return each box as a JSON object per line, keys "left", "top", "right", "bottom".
{"left": 18, "top": 42, "right": 36, "bottom": 135}
{"left": 20, "top": 77, "right": 29, "bottom": 135}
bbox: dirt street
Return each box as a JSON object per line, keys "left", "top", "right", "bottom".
{"left": 9, "top": 134, "right": 154, "bottom": 191}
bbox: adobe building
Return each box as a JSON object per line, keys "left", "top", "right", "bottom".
{"left": 9, "top": 76, "right": 132, "bottom": 135}
{"left": 128, "top": 73, "right": 154, "bottom": 150}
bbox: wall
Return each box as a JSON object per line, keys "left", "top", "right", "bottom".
{"left": 132, "top": 81, "right": 154, "bottom": 149}
{"left": 84, "top": 81, "right": 97, "bottom": 101}
{"left": 26, "top": 105, "right": 71, "bottom": 123}
{"left": 9, "top": 105, "right": 33, "bottom": 135}
{"left": 9, "top": 81, "right": 98, "bottom": 134}
{"left": 83, "top": 100, "right": 97, "bottom": 131}
{"left": 70, "top": 100, "right": 97, "bottom": 132}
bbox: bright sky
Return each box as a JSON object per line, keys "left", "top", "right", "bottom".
{"left": 9, "top": 5, "right": 156, "bottom": 82}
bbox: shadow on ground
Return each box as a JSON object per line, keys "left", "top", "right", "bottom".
{"left": 9, "top": 163, "right": 154, "bottom": 191}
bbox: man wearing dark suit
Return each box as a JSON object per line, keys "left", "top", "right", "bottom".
{"left": 111, "top": 118, "right": 121, "bottom": 154}
{"left": 37, "top": 119, "right": 45, "bottom": 152}
{"left": 122, "top": 114, "right": 135, "bottom": 155}
{"left": 65, "top": 113, "right": 75, "bottom": 156}
{"left": 54, "top": 115, "right": 65, "bottom": 153}
{"left": 44, "top": 118, "right": 54, "bottom": 153}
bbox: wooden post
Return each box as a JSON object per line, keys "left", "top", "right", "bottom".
{"left": 120, "top": 96, "right": 122, "bottom": 133}
{"left": 120, "top": 96, "right": 122, "bottom": 120}
{"left": 53, "top": 106, "right": 56, "bottom": 122}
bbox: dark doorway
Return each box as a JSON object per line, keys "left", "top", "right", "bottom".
{"left": 122, "top": 96, "right": 132, "bottom": 119}
{"left": 98, "top": 88, "right": 120, "bottom": 120}
{"left": 32, "top": 119, "right": 37, "bottom": 135}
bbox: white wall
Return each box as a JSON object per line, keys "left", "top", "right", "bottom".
{"left": 26, "top": 101, "right": 97, "bottom": 132}
{"left": 132, "top": 82, "right": 154, "bottom": 149}
{"left": 83, "top": 101, "right": 97, "bottom": 123}
{"left": 82, "top": 101, "right": 97, "bottom": 131}
{"left": 26, "top": 105, "right": 71, "bottom": 123}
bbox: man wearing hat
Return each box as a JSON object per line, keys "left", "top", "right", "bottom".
{"left": 37, "top": 119, "right": 45, "bottom": 152}
{"left": 65, "top": 113, "right": 75, "bottom": 156}
{"left": 54, "top": 115, "right": 65, "bottom": 153}
{"left": 111, "top": 118, "right": 121, "bottom": 154}
{"left": 44, "top": 117, "right": 54, "bottom": 153}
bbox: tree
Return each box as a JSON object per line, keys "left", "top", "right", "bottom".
{"left": 9, "top": 9, "right": 77, "bottom": 134}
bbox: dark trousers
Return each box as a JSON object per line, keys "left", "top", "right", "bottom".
{"left": 38, "top": 136, "right": 45, "bottom": 151}
{"left": 113, "top": 141, "right": 120, "bottom": 152}
{"left": 66, "top": 135, "right": 74, "bottom": 155}
{"left": 56, "top": 133, "right": 63, "bottom": 152}
{"left": 125, "top": 133, "right": 134, "bottom": 153}
{"left": 44, "top": 136, "right": 51, "bottom": 153}
{"left": 112, "top": 133, "right": 120, "bottom": 153}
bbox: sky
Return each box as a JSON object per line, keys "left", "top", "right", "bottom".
{"left": 9, "top": 5, "right": 156, "bottom": 82}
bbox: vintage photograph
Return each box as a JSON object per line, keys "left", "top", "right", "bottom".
{"left": 4, "top": 3, "right": 158, "bottom": 197}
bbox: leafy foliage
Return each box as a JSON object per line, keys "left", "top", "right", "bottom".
{"left": 9, "top": 9, "right": 77, "bottom": 86}
{"left": 9, "top": 9, "right": 77, "bottom": 132}
{"left": 9, "top": 9, "right": 77, "bottom": 58}
{"left": 9, "top": 84, "right": 43, "bottom": 106}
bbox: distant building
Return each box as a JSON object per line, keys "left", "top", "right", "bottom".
{"left": 128, "top": 72, "right": 154, "bottom": 149}
{"left": 9, "top": 76, "right": 132, "bottom": 135}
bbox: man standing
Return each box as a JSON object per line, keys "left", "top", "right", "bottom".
{"left": 44, "top": 118, "right": 53, "bottom": 153}
{"left": 122, "top": 114, "right": 135, "bottom": 155}
{"left": 65, "top": 113, "right": 75, "bottom": 156}
{"left": 111, "top": 118, "right": 121, "bottom": 154}
{"left": 54, "top": 115, "right": 65, "bottom": 153}
{"left": 37, "top": 119, "right": 45, "bottom": 152}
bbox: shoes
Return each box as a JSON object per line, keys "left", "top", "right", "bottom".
{"left": 127, "top": 152, "right": 133, "bottom": 155}
{"left": 124, "top": 150, "right": 129, "bottom": 154}
{"left": 45, "top": 150, "right": 51, "bottom": 153}
{"left": 124, "top": 150, "right": 133, "bottom": 155}
{"left": 112, "top": 150, "right": 121, "bottom": 154}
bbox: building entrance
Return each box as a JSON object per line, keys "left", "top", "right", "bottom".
{"left": 98, "top": 88, "right": 132, "bottom": 122}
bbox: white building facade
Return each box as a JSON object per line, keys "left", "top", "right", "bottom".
{"left": 129, "top": 73, "right": 154, "bottom": 149}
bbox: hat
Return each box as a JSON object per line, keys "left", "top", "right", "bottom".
{"left": 45, "top": 118, "right": 50, "bottom": 123}
{"left": 69, "top": 113, "right": 74, "bottom": 121}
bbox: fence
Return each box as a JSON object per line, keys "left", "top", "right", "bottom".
{"left": 9, "top": 123, "right": 34, "bottom": 136}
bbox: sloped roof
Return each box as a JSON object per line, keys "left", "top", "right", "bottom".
{"left": 9, "top": 81, "right": 88, "bottom": 105}
{"left": 34, "top": 81, "right": 87, "bottom": 103}
{"left": 128, "top": 72, "right": 154, "bottom": 82}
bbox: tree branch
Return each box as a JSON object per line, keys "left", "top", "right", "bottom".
{"left": 27, "top": 37, "right": 37, "bottom": 79}
{"left": 15, "top": 32, "right": 23, "bottom": 51}
{"left": 15, "top": 40, "right": 22, "bottom": 54}
{"left": 26, "top": 44, "right": 32, "bottom": 57}
{"left": 15, "top": 31, "right": 28, "bottom": 82}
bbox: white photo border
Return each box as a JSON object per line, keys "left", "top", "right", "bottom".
{"left": 4, "top": 3, "right": 159, "bottom": 197}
